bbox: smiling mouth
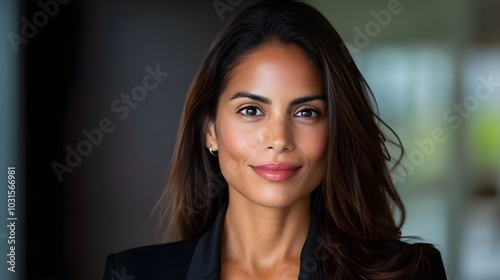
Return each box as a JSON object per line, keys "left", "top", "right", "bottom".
{"left": 251, "top": 163, "right": 301, "bottom": 182}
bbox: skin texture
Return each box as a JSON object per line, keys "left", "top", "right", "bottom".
{"left": 205, "top": 43, "right": 328, "bottom": 279}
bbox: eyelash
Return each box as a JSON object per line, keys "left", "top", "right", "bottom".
{"left": 236, "top": 105, "right": 320, "bottom": 119}
{"left": 294, "top": 107, "right": 319, "bottom": 118}
{"left": 236, "top": 105, "right": 264, "bottom": 118}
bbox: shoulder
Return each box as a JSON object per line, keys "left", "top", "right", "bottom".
{"left": 383, "top": 240, "right": 447, "bottom": 280}
{"left": 101, "top": 239, "right": 198, "bottom": 280}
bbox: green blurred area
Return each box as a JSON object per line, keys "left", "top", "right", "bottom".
{"left": 470, "top": 111, "right": 500, "bottom": 167}
{"left": 304, "top": 0, "right": 500, "bottom": 279}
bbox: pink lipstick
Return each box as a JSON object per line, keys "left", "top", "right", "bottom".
{"left": 251, "top": 163, "right": 301, "bottom": 182}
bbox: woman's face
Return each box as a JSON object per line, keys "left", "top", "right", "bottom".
{"left": 206, "top": 43, "right": 328, "bottom": 208}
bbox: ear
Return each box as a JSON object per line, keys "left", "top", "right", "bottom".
{"left": 205, "top": 119, "right": 218, "bottom": 151}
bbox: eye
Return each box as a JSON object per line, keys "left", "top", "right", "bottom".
{"left": 294, "top": 108, "right": 319, "bottom": 118}
{"left": 237, "top": 105, "right": 264, "bottom": 117}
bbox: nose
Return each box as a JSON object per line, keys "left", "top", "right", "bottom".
{"left": 264, "top": 115, "right": 294, "bottom": 153}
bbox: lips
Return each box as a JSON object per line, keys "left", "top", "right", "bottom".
{"left": 251, "top": 163, "right": 301, "bottom": 182}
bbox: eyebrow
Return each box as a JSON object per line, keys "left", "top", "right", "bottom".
{"left": 230, "top": 92, "right": 324, "bottom": 106}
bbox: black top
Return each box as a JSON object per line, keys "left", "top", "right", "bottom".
{"left": 101, "top": 203, "right": 447, "bottom": 279}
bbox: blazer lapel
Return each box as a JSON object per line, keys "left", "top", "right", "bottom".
{"left": 298, "top": 218, "right": 322, "bottom": 280}
{"left": 186, "top": 203, "right": 227, "bottom": 280}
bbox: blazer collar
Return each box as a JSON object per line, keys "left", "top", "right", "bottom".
{"left": 186, "top": 203, "right": 226, "bottom": 280}
{"left": 186, "top": 202, "right": 323, "bottom": 280}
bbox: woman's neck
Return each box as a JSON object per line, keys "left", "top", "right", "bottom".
{"left": 221, "top": 191, "right": 311, "bottom": 273}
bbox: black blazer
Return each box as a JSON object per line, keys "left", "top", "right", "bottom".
{"left": 101, "top": 203, "right": 447, "bottom": 280}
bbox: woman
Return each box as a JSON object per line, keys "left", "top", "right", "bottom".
{"left": 102, "top": 0, "right": 447, "bottom": 279}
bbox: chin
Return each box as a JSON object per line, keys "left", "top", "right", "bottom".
{"left": 244, "top": 188, "right": 310, "bottom": 209}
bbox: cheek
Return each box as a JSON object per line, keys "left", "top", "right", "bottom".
{"left": 298, "top": 127, "right": 328, "bottom": 188}
{"left": 298, "top": 126, "right": 329, "bottom": 163}
{"left": 216, "top": 120, "right": 259, "bottom": 176}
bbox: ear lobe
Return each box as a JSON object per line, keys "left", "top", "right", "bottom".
{"left": 205, "top": 120, "right": 218, "bottom": 150}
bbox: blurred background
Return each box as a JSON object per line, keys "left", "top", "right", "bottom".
{"left": 1, "top": 0, "right": 499, "bottom": 279}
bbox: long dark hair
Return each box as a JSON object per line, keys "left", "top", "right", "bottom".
{"left": 156, "top": 0, "right": 442, "bottom": 278}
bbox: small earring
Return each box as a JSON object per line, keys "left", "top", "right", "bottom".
{"left": 209, "top": 146, "right": 218, "bottom": 157}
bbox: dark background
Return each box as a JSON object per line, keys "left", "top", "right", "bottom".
{"left": 22, "top": 1, "right": 259, "bottom": 279}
